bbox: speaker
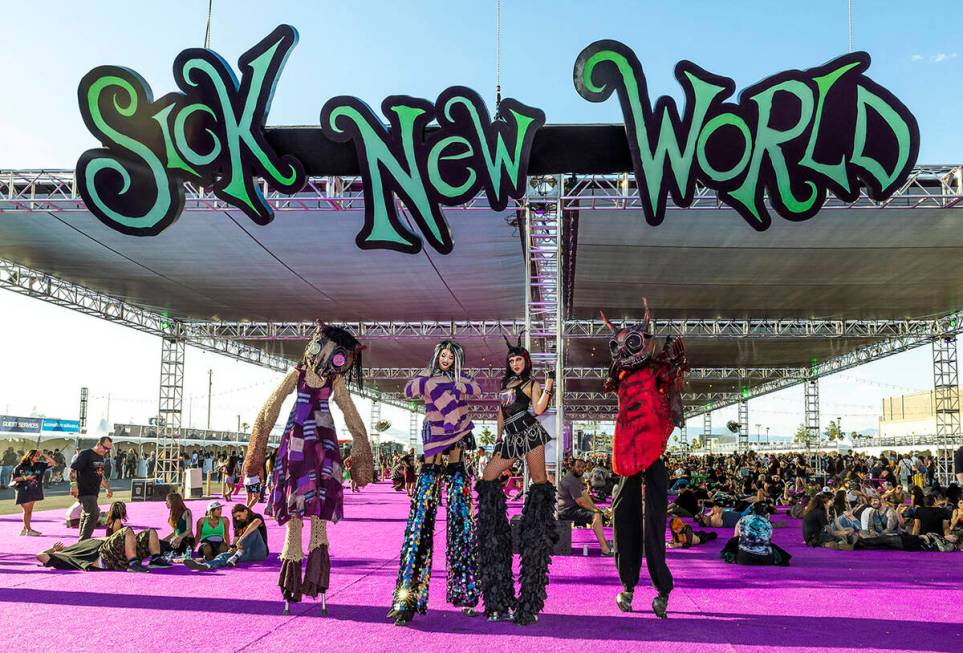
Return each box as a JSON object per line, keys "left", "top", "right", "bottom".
{"left": 510, "top": 515, "right": 572, "bottom": 555}
{"left": 130, "top": 479, "right": 147, "bottom": 502}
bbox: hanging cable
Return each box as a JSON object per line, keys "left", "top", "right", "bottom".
{"left": 204, "top": 0, "right": 214, "bottom": 49}
{"left": 495, "top": 0, "right": 502, "bottom": 114}
{"left": 847, "top": 0, "right": 854, "bottom": 52}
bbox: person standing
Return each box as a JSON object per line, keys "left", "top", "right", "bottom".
{"left": 70, "top": 436, "right": 114, "bottom": 540}
{"left": 13, "top": 449, "right": 56, "bottom": 535}
{"left": 0, "top": 447, "right": 17, "bottom": 489}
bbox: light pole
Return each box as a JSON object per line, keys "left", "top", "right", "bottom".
{"left": 765, "top": 426, "right": 770, "bottom": 444}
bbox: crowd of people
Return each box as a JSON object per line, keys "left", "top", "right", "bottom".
{"left": 12, "top": 435, "right": 963, "bottom": 579}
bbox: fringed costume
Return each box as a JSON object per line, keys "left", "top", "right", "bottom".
{"left": 476, "top": 335, "right": 557, "bottom": 626}
{"left": 243, "top": 323, "right": 373, "bottom": 616}
{"left": 388, "top": 341, "right": 481, "bottom": 626}
{"left": 602, "top": 300, "right": 687, "bottom": 618}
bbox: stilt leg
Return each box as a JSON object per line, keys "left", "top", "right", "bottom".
{"left": 514, "top": 482, "right": 558, "bottom": 625}
{"left": 390, "top": 464, "right": 441, "bottom": 624}
{"left": 444, "top": 461, "right": 480, "bottom": 610}
{"left": 304, "top": 516, "right": 331, "bottom": 616}
{"left": 278, "top": 517, "right": 304, "bottom": 607}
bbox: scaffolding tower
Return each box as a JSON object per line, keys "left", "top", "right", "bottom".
{"left": 933, "top": 336, "right": 961, "bottom": 485}
{"left": 805, "top": 376, "right": 821, "bottom": 475}
{"left": 153, "top": 336, "right": 185, "bottom": 485}
{"left": 738, "top": 399, "right": 749, "bottom": 452}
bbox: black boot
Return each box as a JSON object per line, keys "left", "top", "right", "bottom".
{"left": 652, "top": 592, "right": 669, "bottom": 619}
{"left": 475, "top": 479, "right": 516, "bottom": 620}
{"left": 514, "top": 482, "right": 558, "bottom": 625}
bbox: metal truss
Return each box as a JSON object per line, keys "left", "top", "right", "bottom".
{"left": 559, "top": 166, "right": 963, "bottom": 211}
{"left": 0, "top": 171, "right": 518, "bottom": 213}
{"left": 738, "top": 399, "right": 749, "bottom": 452}
{"left": 0, "top": 257, "right": 415, "bottom": 414}
{"left": 933, "top": 336, "right": 961, "bottom": 485}
{"left": 5, "top": 165, "right": 962, "bottom": 214}
{"left": 564, "top": 318, "right": 960, "bottom": 340}
{"left": 181, "top": 320, "right": 526, "bottom": 341}
{"left": 685, "top": 311, "right": 963, "bottom": 417}
{"left": 804, "top": 377, "right": 821, "bottom": 467}
{"left": 158, "top": 337, "right": 185, "bottom": 429}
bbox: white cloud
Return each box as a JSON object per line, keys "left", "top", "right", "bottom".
{"left": 930, "top": 52, "right": 958, "bottom": 63}
{"left": 910, "top": 54, "right": 924, "bottom": 61}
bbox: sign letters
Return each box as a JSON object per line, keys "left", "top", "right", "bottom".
{"left": 75, "top": 27, "right": 920, "bottom": 251}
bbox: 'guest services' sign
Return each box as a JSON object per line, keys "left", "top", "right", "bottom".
{"left": 76, "top": 25, "right": 919, "bottom": 254}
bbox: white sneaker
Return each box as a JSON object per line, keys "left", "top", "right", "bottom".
{"left": 26, "top": 529, "right": 42, "bottom": 537}
{"left": 19, "top": 528, "right": 27, "bottom": 536}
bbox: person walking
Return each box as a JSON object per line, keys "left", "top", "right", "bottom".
{"left": 13, "top": 449, "right": 56, "bottom": 535}
{"left": 70, "top": 436, "right": 114, "bottom": 540}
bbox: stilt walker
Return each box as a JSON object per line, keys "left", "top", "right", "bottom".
{"left": 388, "top": 340, "right": 481, "bottom": 626}
{"left": 242, "top": 322, "right": 373, "bottom": 616}
{"left": 601, "top": 299, "right": 687, "bottom": 618}
{"left": 476, "top": 335, "right": 557, "bottom": 625}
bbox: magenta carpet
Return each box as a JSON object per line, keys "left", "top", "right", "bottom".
{"left": 1, "top": 483, "right": 961, "bottom": 653}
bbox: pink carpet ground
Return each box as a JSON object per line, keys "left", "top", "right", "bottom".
{"left": 1, "top": 482, "right": 961, "bottom": 653}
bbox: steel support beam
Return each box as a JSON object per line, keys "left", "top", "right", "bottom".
{"left": 933, "top": 336, "right": 961, "bottom": 486}
{"left": 5, "top": 165, "right": 962, "bottom": 213}
{"left": 738, "top": 399, "right": 749, "bottom": 452}
{"left": 805, "top": 376, "right": 821, "bottom": 474}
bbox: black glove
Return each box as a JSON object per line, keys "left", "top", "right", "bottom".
{"left": 546, "top": 369, "right": 556, "bottom": 381}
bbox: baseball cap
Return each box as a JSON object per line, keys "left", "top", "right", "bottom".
{"left": 821, "top": 486, "right": 831, "bottom": 493}
{"left": 207, "top": 500, "right": 224, "bottom": 512}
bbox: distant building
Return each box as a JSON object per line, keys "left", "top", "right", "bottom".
{"left": 879, "top": 387, "right": 962, "bottom": 437}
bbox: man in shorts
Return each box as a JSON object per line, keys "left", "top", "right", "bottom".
{"left": 556, "top": 458, "right": 613, "bottom": 556}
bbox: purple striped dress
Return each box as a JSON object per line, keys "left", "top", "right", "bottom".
{"left": 270, "top": 367, "right": 344, "bottom": 525}
{"left": 405, "top": 373, "right": 480, "bottom": 457}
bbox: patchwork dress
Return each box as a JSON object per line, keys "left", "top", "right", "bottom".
{"left": 270, "top": 367, "right": 344, "bottom": 526}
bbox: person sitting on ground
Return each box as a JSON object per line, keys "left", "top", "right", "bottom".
{"left": 160, "top": 492, "right": 195, "bottom": 560}
{"left": 668, "top": 485, "right": 702, "bottom": 519}
{"left": 103, "top": 501, "right": 128, "bottom": 535}
{"left": 802, "top": 493, "right": 852, "bottom": 550}
{"left": 36, "top": 525, "right": 171, "bottom": 572}
{"left": 667, "top": 516, "right": 717, "bottom": 549}
{"left": 721, "top": 501, "right": 791, "bottom": 565}
{"left": 184, "top": 504, "right": 269, "bottom": 571}
{"left": 913, "top": 493, "right": 953, "bottom": 544}
{"left": 195, "top": 501, "right": 231, "bottom": 561}
{"left": 557, "top": 458, "right": 613, "bottom": 556}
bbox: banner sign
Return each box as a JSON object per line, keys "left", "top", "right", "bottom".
{"left": 0, "top": 415, "right": 42, "bottom": 434}
{"left": 76, "top": 25, "right": 919, "bottom": 251}
{"left": 41, "top": 418, "right": 81, "bottom": 433}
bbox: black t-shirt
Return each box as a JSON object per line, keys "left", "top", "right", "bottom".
{"left": 71, "top": 449, "right": 106, "bottom": 496}
{"left": 915, "top": 506, "right": 950, "bottom": 535}
{"left": 674, "top": 489, "right": 698, "bottom": 516}
{"left": 802, "top": 507, "right": 828, "bottom": 544}
{"left": 955, "top": 446, "right": 963, "bottom": 475}
{"left": 2, "top": 450, "right": 18, "bottom": 466}
{"left": 13, "top": 461, "right": 47, "bottom": 487}
{"left": 241, "top": 513, "right": 270, "bottom": 554}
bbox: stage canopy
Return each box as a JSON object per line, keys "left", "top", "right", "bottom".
{"left": 1, "top": 168, "right": 962, "bottom": 419}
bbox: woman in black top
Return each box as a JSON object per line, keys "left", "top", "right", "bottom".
{"left": 13, "top": 449, "right": 56, "bottom": 536}
{"left": 474, "top": 336, "right": 557, "bottom": 625}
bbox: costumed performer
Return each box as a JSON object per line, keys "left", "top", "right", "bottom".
{"left": 475, "top": 334, "right": 557, "bottom": 625}
{"left": 602, "top": 298, "right": 687, "bottom": 618}
{"left": 387, "top": 340, "right": 482, "bottom": 626}
{"left": 242, "top": 322, "right": 373, "bottom": 616}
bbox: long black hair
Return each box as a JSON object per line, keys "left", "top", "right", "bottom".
{"left": 500, "top": 332, "right": 532, "bottom": 390}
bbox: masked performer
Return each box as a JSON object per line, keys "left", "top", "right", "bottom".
{"left": 242, "top": 323, "right": 373, "bottom": 616}
{"left": 476, "top": 335, "right": 557, "bottom": 625}
{"left": 602, "top": 299, "right": 687, "bottom": 619}
{"left": 387, "top": 341, "right": 481, "bottom": 626}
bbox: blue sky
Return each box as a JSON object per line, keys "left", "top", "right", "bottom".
{"left": 1, "top": 1, "right": 961, "bottom": 442}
